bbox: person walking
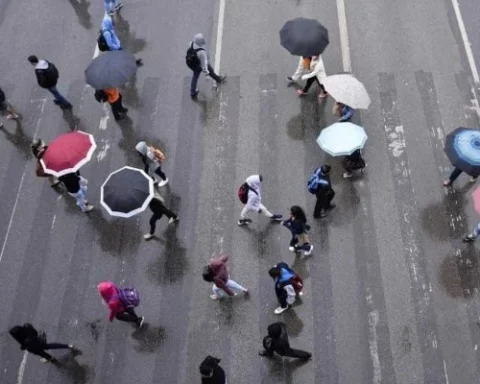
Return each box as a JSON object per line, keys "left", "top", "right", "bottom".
{"left": 342, "top": 149, "right": 366, "bottom": 178}
{"left": 282, "top": 206, "right": 313, "bottom": 256}
{"left": 97, "top": 281, "right": 144, "bottom": 328}
{"left": 268, "top": 262, "right": 303, "bottom": 314}
{"left": 237, "top": 174, "right": 282, "bottom": 226}
{"left": 27, "top": 55, "right": 72, "bottom": 110}
{"left": 143, "top": 193, "right": 179, "bottom": 240}
{"left": 58, "top": 171, "right": 94, "bottom": 212}
{"left": 135, "top": 141, "right": 169, "bottom": 187}
{"left": 202, "top": 253, "right": 249, "bottom": 300}
{"left": 9, "top": 323, "right": 78, "bottom": 364}
{"left": 101, "top": 14, "right": 121, "bottom": 50}
{"left": 443, "top": 167, "right": 477, "bottom": 187}
{"left": 463, "top": 221, "right": 480, "bottom": 242}
{"left": 295, "top": 55, "right": 328, "bottom": 98}
{"left": 186, "top": 33, "right": 226, "bottom": 99}
{"left": 103, "top": 0, "right": 122, "bottom": 16}
{"left": 259, "top": 322, "right": 311, "bottom": 359}
{"left": 31, "top": 139, "right": 61, "bottom": 187}
{"left": 104, "top": 87, "right": 128, "bottom": 121}
{"left": 334, "top": 102, "right": 354, "bottom": 122}
{"left": 0, "top": 86, "right": 20, "bottom": 125}
{"left": 308, "top": 165, "right": 335, "bottom": 218}
{"left": 199, "top": 356, "right": 226, "bottom": 384}
{"left": 286, "top": 56, "right": 311, "bottom": 84}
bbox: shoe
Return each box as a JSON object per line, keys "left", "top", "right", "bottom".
{"left": 50, "top": 180, "right": 61, "bottom": 188}
{"left": 299, "top": 291, "right": 304, "bottom": 296}
{"left": 463, "top": 234, "right": 476, "bottom": 243}
{"left": 136, "top": 58, "right": 144, "bottom": 67}
{"left": 270, "top": 214, "right": 282, "bottom": 222}
{"left": 343, "top": 172, "right": 353, "bottom": 179}
{"left": 470, "top": 176, "right": 478, "bottom": 183}
{"left": 243, "top": 289, "right": 249, "bottom": 296}
{"left": 319, "top": 210, "right": 328, "bottom": 218}
{"left": 304, "top": 245, "right": 313, "bottom": 256}
{"left": 443, "top": 179, "right": 452, "bottom": 187}
{"left": 60, "top": 103, "right": 72, "bottom": 110}
{"left": 158, "top": 178, "right": 169, "bottom": 187}
{"left": 217, "top": 75, "right": 226, "bottom": 84}
{"left": 191, "top": 90, "right": 199, "bottom": 99}
{"left": 237, "top": 218, "right": 249, "bottom": 226}
{"left": 319, "top": 92, "right": 329, "bottom": 99}
{"left": 328, "top": 203, "right": 336, "bottom": 209}
{"left": 302, "top": 352, "right": 312, "bottom": 360}
{"left": 210, "top": 294, "right": 220, "bottom": 300}
{"left": 108, "top": 11, "right": 115, "bottom": 16}
{"left": 168, "top": 216, "right": 179, "bottom": 224}
{"left": 289, "top": 246, "right": 295, "bottom": 252}
{"left": 83, "top": 204, "right": 94, "bottom": 212}
{"left": 137, "top": 316, "right": 145, "bottom": 328}
{"left": 286, "top": 76, "right": 294, "bottom": 83}
{"left": 143, "top": 233, "right": 154, "bottom": 240}
{"left": 115, "top": 2, "right": 123, "bottom": 10}
{"left": 7, "top": 113, "right": 20, "bottom": 120}
{"left": 259, "top": 350, "right": 272, "bottom": 357}
{"left": 274, "top": 306, "right": 289, "bottom": 315}
{"left": 115, "top": 114, "right": 126, "bottom": 121}
{"left": 0, "top": 123, "right": 3, "bottom": 129}
{"left": 296, "top": 90, "right": 307, "bottom": 97}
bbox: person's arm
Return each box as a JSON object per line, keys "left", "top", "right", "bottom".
{"left": 339, "top": 106, "right": 354, "bottom": 122}
{"left": 213, "top": 276, "right": 234, "bottom": 296}
{"left": 104, "top": 31, "right": 121, "bottom": 50}
{"left": 291, "top": 57, "right": 305, "bottom": 78}
{"left": 197, "top": 50, "right": 209, "bottom": 74}
{"left": 301, "top": 61, "right": 321, "bottom": 80}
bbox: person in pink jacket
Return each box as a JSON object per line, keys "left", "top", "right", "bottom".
{"left": 206, "top": 254, "right": 249, "bottom": 300}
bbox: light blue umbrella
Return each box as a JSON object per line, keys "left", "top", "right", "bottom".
{"left": 317, "top": 122, "right": 367, "bottom": 156}
{"left": 445, "top": 127, "right": 480, "bottom": 176}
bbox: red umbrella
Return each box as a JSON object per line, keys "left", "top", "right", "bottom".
{"left": 40, "top": 131, "right": 96, "bottom": 177}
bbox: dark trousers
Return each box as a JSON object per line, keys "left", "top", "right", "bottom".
{"left": 314, "top": 190, "right": 335, "bottom": 217}
{"left": 190, "top": 65, "right": 221, "bottom": 95}
{"left": 275, "top": 286, "right": 288, "bottom": 309}
{"left": 149, "top": 206, "right": 176, "bottom": 234}
{"left": 29, "top": 343, "right": 70, "bottom": 360}
{"left": 283, "top": 348, "right": 311, "bottom": 359}
{"left": 154, "top": 166, "right": 167, "bottom": 181}
{"left": 302, "top": 77, "right": 326, "bottom": 93}
{"left": 115, "top": 307, "right": 140, "bottom": 324}
{"left": 448, "top": 167, "right": 463, "bottom": 183}
{"left": 110, "top": 94, "right": 128, "bottom": 120}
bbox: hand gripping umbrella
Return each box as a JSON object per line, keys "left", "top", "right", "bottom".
{"left": 40, "top": 131, "right": 96, "bottom": 177}
{"left": 280, "top": 18, "right": 329, "bottom": 57}
{"left": 322, "top": 74, "right": 371, "bottom": 109}
{"left": 85, "top": 51, "right": 137, "bottom": 89}
{"left": 445, "top": 127, "right": 480, "bottom": 177}
{"left": 101, "top": 166, "right": 154, "bottom": 218}
{"left": 317, "top": 122, "right": 368, "bottom": 156}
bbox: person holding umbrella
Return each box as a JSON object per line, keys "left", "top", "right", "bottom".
{"left": 334, "top": 102, "right": 355, "bottom": 122}
{"left": 143, "top": 193, "right": 179, "bottom": 240}
{"left": 296, "top": 55, "right": 328, "bottom": 99}
{"left": 104, "top": 87, "right": 128, "bottom": 121}
{"left": 31, "top": 139, "right": 61, "bottom": 187}
{"left": 59, "top": 171, "right": 94, "bottom": 212}
{"left": 343, "top": 149, "right": 366, "bottom": 178}
{"left": 286, "top": 56, "right": 311, "bottom": 84}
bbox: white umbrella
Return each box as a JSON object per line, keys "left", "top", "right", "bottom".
{"left": 322, "top": 74, "right": 371, "bottom": 109}
{"left": 317, "top": 122, "right": 367, "bottom": 156}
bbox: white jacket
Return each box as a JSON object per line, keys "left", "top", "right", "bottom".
{"left": 245, "top": 175, "right": 262, "bottom": 211}
{"left": 301, "top": 56, "right": 327, "bottom": 83}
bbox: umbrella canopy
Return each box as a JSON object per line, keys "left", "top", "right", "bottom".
{"left": 279, "top": 18, "right": 329, "bottom": 57}
{"left": 317, "top": 122, "right": 368, "bottom": 156}
{"left": 445, "top": 127, "right": 480, "bottom": 177}
{"left": 85, "top": 51, "right": 137, "bottom": 89}
{"left": 322, "top": 74, "right": 371, "bottom": 109}
{"left": 101, "top": 166, "right": 154, "bottom": 218}
{"left": 40, "top": 131, "right": 96, "bottom": 177}
{"left": 473, "top": 186, "right": 480, "bottom": 215}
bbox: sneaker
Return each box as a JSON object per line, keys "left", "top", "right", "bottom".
{"left": 319, "top": 210, "right": 328, "bottom": 218}
{"left": 7, "top": 113, "right": 20, "bottom": 120}
{"left": 296, "top": 90, "right": 307, "bottom": 97}
{"left": 158, "top": 178, "right": 169, "bottom": 187}
{"left": 443, "top": 179, "right": 452, "bottom": 187}
{"left": 60, "top": 103, "right": 73, "bottom": 110}
{"left": 328, "top": 203, "right": 336, "bottom": 209}
{"left": 137, "top": 316, "right": 145, "bottom": 328}
{"left": 270, "top": 214, "right": 282, "bottom": 222}
{"left": 286, "top": 76, "right": 294, "bottom": 83}
{"left": 210, "top": 294, "right": 221, "bottom": 300}
{"left": 0, "top": 123, "right": 4, "bottom": 129}
{"left": 143, "top": 233, "right": 154, "bottom": 240}
{"left": 243, "top": 289, "right": 249, "bottom": 296}
{"left": 83, "top": 204, "right": 94, "bottom": 212}
{"left": 304, "top": 245, "right": 313, "bottom": 256}
{"left": 168, "top": 216, "right": 179, "bottom": 224}
{"left": 319, "top": 92, "right": 329, "bottom": 99}
{"left": 470, "top": 176, "right": 478, "bottom": 183}
{"left": 298, "top": 291, "right": 304, "bottom": 296}
{"left": 136, "top": 58, "right": 144, "bottom": 67}
{"left": 191, "top": 90, "right": 199, "bottom": 99}
{"left": 288, "top": 246, "right": 296, "bottom": 252}
{"left": 343, "top": 172, "right": 353, "bottom": 179}
{"left": 217, "top": 75, "right": 227, "bottom": 84}
{"left": 115, "top": 2, "right": 123, "bottom": 10}
{"left": 463, "top": 234, "right": 476, "bottom": 243}
{"left": 237, "top": 218, "right": 249, "bottom": 226}
{"left": 274, "top": 306, "right": 289, "bottom": 315}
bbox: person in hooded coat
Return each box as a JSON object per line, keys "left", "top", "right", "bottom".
{"left": 342, "top": 149, "right": 366, "bottom": 178}
{"left": 237, "top": 174, "right": 282, "bottom": 226}
{"left": 143, "top": 193, "right": 179, "bottom": 240}
{"left": 9, "top": 323, "right": 77, "bottom": 363}
{"left": 199, "top": 356, "right": 226, "bottom": 384}
{"left": 188, "top": 33, "right": 226, "bottom": 98}
{"left": 268, "top": 263, "right": 303, "bottom": 314}
{"left": 312, "top": 165, "right": 336, "bottom": 219}
{"left": 259, "top": 322, "right": 311, "bottom": 359}
{"left": 282, "top": 206, "right": 313, "bottom": 256}
{"left": 207, "top": 253, "right": 249, "bottom": 300}
{"left": 101, "top": 14, "right": 121, "bottom": 51}
{"left": 135, "top": 141, "right": 169, "bottom": 187}
{"left": 97, "top": 281, "right": 144, "bottom": 327}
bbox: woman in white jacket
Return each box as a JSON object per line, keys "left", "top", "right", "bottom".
{"left": 296, "top": 55, "right": 328, "bottom": 99}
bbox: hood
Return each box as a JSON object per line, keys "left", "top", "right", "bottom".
{"left": 102, "top": 14, "right": 114, "bottom": 31}
{"left": 135, "top": 141, "right": 148, "bottom": 156}
{"left": 193, "top": 33, "right": 206, "bottom": 47}
{"left": 246, "top": 174, "right": 261, "bottom": 190}
{"left": 97, "top": 281, "right": 117, "bottom": 302}
{"left": 267, "top": 323, "right": 283, "bottom": 338}
{"left": 35, "top": 60, "right": 49, "bottom": 70}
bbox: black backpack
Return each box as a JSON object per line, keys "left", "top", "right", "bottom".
{"left": 97, "top": 31, "right": 109, "bottom": 52}
{"left": 94, "top": 89, "right": 108, "bottom": 103}
{"left": 46, "top": 62, "right": 59, "bottom": 81}
{"left": 185, "top": 43, "right": 204, "bottom": 70}
{"left": 202, "top": 265, "right": 215, "bottom": 282}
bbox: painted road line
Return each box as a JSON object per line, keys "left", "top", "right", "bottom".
{"left": 336, "top": 0, "right": 352, "bottom": 73}
{"left": 16, "top": 352, "right": 28, "bottom": 384}
{"left": 214, "top": 0, "right": 226, "bottom": 73}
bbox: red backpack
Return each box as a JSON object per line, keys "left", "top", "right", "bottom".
{"left": 237, "top": 182, "right": 258, "bottom": 204}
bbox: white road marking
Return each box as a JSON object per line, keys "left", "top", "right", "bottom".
{"left": 16, "top": 352, "right": 28, "bottom": 384}
{"left": 335, "top": 0, "right": 352, "bottom": 73}
{"left": 93, "top": 45, "right": 100, "bottom": 59}
{"left": 443, "top": 360, "right": 450, "bottom": 384}
{"left": 213, "top": 0, "right": 226, "bottom": 72}
{"left": 0, "top": 99, "right": 47, "bottom": 264}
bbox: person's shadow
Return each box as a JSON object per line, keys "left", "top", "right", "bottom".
{"left": 115, "top": 12, "right": 147, "bottom": 54}
{"left": 67, "top": 0, "right": 92, "bottom": 29}
{"left": 131, "top": 323, "right": 166, "bottom": 353}
{"left": 0, "top": 121, "right": 33, "bottom": 159}
{"left": 262, "top": 357, "right": 310, "bottom": 384}
{"left": 54, "top": 350, "right": 92, "bottom": 384}
{"left": 117, "top": 117, "right": 140, "bottom": 165}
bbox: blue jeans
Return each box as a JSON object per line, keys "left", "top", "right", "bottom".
{"left": 190, "top": 65, "right": 221, "bottom": 96}
{"left": 104, "top": 0, "right": 120, "bottom": 14}
{"left": 47, "top": 87, "right": 70, "bottom": 107}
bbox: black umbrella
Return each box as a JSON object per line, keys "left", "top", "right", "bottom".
{"left": 280, "top": 18, "right": 329, "bottom": 57}
{"left": 101, "top": 166, "right": 154, "bottom": 218}
{"left": 85, "top": 51, "right": 137, "bottom": 89}
{"left": 445, "top": 127, "right": 480, "bottom": 177}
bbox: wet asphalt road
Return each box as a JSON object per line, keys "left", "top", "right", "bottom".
{"left": 0, "top": 0, "right": 480, "bottom": 383}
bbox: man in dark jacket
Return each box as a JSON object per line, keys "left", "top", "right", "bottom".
{"left": 313, "top": 165, "right": 336, "bottom": 218}
{"left": 27, "top": 55, "right": 72, "bottom": 109}
{"left": 143, "top": 194, "right": 179, "bottom": 240}
{"left": 259, "top": 322, "right": 311, "bottom": 360}
{"left": 199, "top": 356, "right": 226, "bottom": 384}
{"left": 58, "top": 171, "right": 94, "bottom": 212}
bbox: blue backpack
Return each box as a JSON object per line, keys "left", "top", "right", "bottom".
{"left": 117, "top": 288, "right": 140, "bottom": 308}
{"left": 307, "top": 168, "right": 328, "bottom": 194}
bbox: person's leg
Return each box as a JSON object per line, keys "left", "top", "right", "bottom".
{"left": 148, "top": 212, "right": 163, "bottom": 235}
{"left": 313, "top": 195, "right": 324, "bottom": 218}
{"left": 117, "top": 94, "right": 128, "bottom": 113}
{"left": 444, "top": 167, "right": 462, "bottom": 185}
{"left": 211, "top": 284, "right": 227, "bottom": 299}
{"left": 325, "top": 190, "right": 336, "bottom": 208}
{"left": 47, "top": 87, "right": 71, "bottom": 107}
{"left": 110, "top": 102, "right": 121, "bottom": 120}
{"left": 74, "top": 189, "right": 88, "bottom": 212}
{"left": 154, "top": 166, "right": 167, "bottom": 181}
{"left": 274, "top": 288, "right": 289, "bottom": 314}
{"left": 464, "top": 221, "right": 480, "bottom": 242}
{"left": 43, "top": 343, "right": 70, "bottom": 350}
{"left": 207, "top": 64, "right": 222, "bottom": 83}
{"left": 238, "top": 206, "right": 253, "bottom": 225}
{"left": 4, "top": 101, "right": 20, "bottom": 119}
{"left": 115, "top": 310, "right": 139, "bottom": 324}
{"left": 301, "top": 77, "right": 316, "bottom": 93}
{"left": 257, "top": 203, "right": 273, "bottom": 218}
{"left": 283, "top": 348, "right": 312, "bottom": 359}
{"left": 32, "top": 349, "right": 55, "bottom": 361}
{"left": 225, "top": 279, "right": 248, "bottom": 294}
{"left": 190, "top": 69, "right": 202, "bottom": 96}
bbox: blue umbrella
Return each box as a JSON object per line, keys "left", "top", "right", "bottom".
{"left": 445, "top": 127, "right": 480, "bottom": 177}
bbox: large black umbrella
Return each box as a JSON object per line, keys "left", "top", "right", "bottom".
{"left": 101, "top": 166, "right": 154, "bottom": 218}
{"left": 445, "top": 127, "right": 480, "bottom": 177}
{"left": 85, "top": 51, "right": 137, "bottom": 89}
{"left": 280, "top": 18, "right": 329, "bottom": 57}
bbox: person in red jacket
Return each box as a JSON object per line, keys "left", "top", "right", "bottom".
{"left": 97, "top": 281, "right": 144, "bottom": 327}
{"left": 207, "top": 254, "right": 249, "bottom": 300}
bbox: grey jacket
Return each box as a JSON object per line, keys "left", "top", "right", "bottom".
{"left": 192, "top": 33, "right": 209, "bottom": 73}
